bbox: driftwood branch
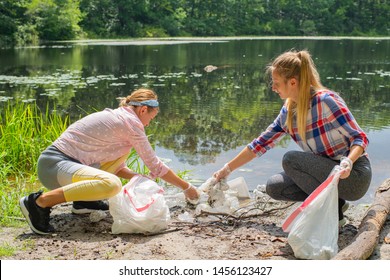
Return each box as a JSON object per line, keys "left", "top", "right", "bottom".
{"left": 195, "top": 202, "right": 294, "bottom": 221}
{"left": 187, "top": 202, "right": 295, "bottom": 231}
{"left": 333, "top": 178, "right": 390, "bottom": 260}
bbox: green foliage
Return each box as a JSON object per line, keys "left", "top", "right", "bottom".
{"left": 0, "top": 101, "right": 69, "bottom": 226}
{"left": 79, "top": 0, "right": 118, "bottom": 38}
{"left": 14, "top": 24, "right": 39, "bottom": 45}
{"left": 0, "top": 242, "right": 15, "bottom": 257}
{"left": 26, "top": 0, "right": 82, "bottom": 41}
{"left": 1, "top": 0, "right": 389, "bottom": 46}
{"left": 0, "top": 101, "right": 69, "bottom": 177}
{"left": 0, "top": 0, "right": 28, "bottom": 45}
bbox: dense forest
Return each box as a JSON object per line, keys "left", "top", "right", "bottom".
{"left": 1, "top": 0, "right": 389, "bottom": 46}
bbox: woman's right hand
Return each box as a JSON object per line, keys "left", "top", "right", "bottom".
{"left": 213, "top": 163, "right": 232, "bottom": 181}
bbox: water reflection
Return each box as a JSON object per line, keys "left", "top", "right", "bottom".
{"left": 0, "top": 38, "right": 389, "bottom": 203}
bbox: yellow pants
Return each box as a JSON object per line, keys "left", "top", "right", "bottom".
{"left": 63, "top": 166, "right": 122, "bottom": 202}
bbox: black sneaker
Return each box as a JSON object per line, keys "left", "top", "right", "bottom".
{"left": 19, "top": 190, "right": 54, "bottom": 235}
{"left": 338, "top": 199, "right": 350, "bottom": 227}
{"left": 72, "top": 200, "right": 109, "bottom": 214}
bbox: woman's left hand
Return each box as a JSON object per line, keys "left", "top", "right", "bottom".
{"left": 339, "top": 157, "right": 353, "bottom": 179}
{"left": 339, "top": 168, "right": 351, "bottom": 179}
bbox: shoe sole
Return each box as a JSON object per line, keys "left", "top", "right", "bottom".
{"left": 339, "top": 218, "right": 347, "bottom": 227}
{"left": 19, "top": 197, "right": 52, "bottom": 235}
{"left": 342, "top": 201, "right": 349, "bottom": 213}
{"left": 72, "top": 208, "right": 98, "bottom": 214}
{"left": 338, "top": 202, "right": 350, "bottom": 227}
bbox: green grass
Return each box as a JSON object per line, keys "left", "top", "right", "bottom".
{"left": 0, "top": 238, "right": 36, "bottom": 258}
{"left": 0, "top": 242, "right": 15, "bottom": 257}
{"left": 0, "top": 101, "right": 69, "bottom": 226}
{"left": 0, "top": 102, "right": 68, "bottom": 176}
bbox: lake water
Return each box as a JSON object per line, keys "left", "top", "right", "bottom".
{"left": 1, "top": 37, "right": 389, "bottom": 204}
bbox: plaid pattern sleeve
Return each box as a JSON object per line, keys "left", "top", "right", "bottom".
{"left": 248, "top": 90, "right": 368, "bottom": 160}
{"left": 248, "top": 106, "right": 288, "bottom": 156}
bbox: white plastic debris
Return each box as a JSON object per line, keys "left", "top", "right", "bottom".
{"left": 178, "top": 211, "right": 195, "bottom": 223}
{"left": 196, "top": 176, "right": 248, "bottom": 215}
{"left": 165, "top": 192, "right": 187, "bottom": 208}
{"left": 198, "top": 177, "right": 217, "bottom": 193}
{"left": 186, "top": 196, "right": 199, "bottom": 205}
{"left": 253, "top": 184, "right": 268, "bottom": 203}
{"left": 167, "top": 177, "right": 253, "bottom": 223}
{"left": 227, "top": 177, "right": 250, "bottom": 198}
{"left": 89, "top": 210, "right": 107, "bottom": 222}
{"left": 195, "top": 203, "right": 212, "bottom": 216}
{"left": 164, "top": 187, "right": 202, "bottom": 207}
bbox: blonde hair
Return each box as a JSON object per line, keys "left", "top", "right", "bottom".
{"left": 267, "top": 50, "right": 325, "bottom": 141}
{"left": 119, "top": 88, "right": 158, "bottom": 112}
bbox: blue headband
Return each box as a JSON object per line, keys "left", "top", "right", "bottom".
{"left": 128, "top": 100, "right": 159, "bottom": 107}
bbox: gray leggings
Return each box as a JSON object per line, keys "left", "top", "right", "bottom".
{"left": 37, "top": 145, "right": 85, "bottom": 190}
{"left": 266, "top": 150, "right": 372, "bottom": 202}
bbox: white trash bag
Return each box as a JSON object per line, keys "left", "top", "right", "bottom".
{"left": 282, "top": 167, "right": 342, "bottom": 260}
{"left": 109, "top": 175, "right": 170, "bottom": 234}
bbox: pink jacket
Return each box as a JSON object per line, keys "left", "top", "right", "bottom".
{"left": 53, "top": 106, "right": 169, "bottom": 178}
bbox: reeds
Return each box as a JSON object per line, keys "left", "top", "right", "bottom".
{"left": 0, "top": 102, "right": 69, "bottom": 176}
{"left": 0, "top": 101, "right": 69, "bottom": 225}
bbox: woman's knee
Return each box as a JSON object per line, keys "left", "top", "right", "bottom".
{"left": 101, "top": 174, "right": 122, "bottom": 197}
{"left": 265, "top": 172, "right": 308, "bottom": 201}
{"left": 282, "top": 150, "right": 301, "bottom": 170}
{"left": 265, "top": 175, "right": 284, "bottom": 200}
{"left": 73, "top": 167, "right": 122, "bottom": 198}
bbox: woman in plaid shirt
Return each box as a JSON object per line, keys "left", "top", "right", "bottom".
{"left": 214, "top": 50, "right": 372, "bottom": 225}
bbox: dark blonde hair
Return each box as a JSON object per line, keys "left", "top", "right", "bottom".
{"left": 267, "top": 50, "right": 325, "bottom": 140}
{"left": 120, "top": 88, "right": 158, "bottom": 112}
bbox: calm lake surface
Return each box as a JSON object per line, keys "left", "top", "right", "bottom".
{"left": 1, "top": 37, "right": 389, "bottom": 204}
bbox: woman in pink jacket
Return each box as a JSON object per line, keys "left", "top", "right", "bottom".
{"left": 20, "top": 88, "right": 199, "bottom": 235}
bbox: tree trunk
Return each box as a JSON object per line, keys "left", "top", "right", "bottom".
{"left": 333, "top": 178, "right": 390, "bottom": 260}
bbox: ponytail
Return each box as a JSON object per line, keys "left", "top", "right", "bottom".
{"left": 268, "top": 50, "right": 325, "bottom": 141}
{"left": 295, "top": 51, "right": 312, "bottom": 141}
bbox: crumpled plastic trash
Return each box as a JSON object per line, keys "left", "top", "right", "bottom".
{"left": 197, "top": 176, "right": 241, "bottom": 215}
{"left": 199, "top": 177, "right": 230, "bottom": 207}
{"left": 167, "top": 177, "right": 249, "bottom": 223}
{"left": 89, "top": 210, "right": 107, "bottom": 222}
{"left": 198, "top": 177, "right": 216, "bottom": 193}
{"left": 178, "top": 211, "right": 195, "bottom": 223}
{"left": 165, "top": 193, "right": 184, "bottom": 208}
{"left": 253, "top": 184, "right": 269, "bottom": 204}
{"left": 164, "top": 188, "right": 201, "bottom": 208}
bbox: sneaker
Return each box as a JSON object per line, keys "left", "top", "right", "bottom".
{"left": 72, "top": 200, "right": 109, "bottom": 214}
{"left": 339, "top": 217, "right": 347, "bottom": 227}
{"left": 341, "top": 201, "right": 350, "bottom": 213}
{"left": 19, "top": 190, "right": 54, "bottom": 235}
{"left": 338, "top": 199, "right": 350, "bottom": 227}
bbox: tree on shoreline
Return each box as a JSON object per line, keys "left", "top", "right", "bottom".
{"left": 0, "top": 0, "right": 389, "bottom": 46}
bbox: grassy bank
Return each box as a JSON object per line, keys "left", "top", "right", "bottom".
{"left": 0, "top": 102, "right": 69, "bottom": 226}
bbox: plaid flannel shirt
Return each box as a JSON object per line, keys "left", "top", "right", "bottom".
{"left": 248, "top": 90, "right": 368, "bottom": 160}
